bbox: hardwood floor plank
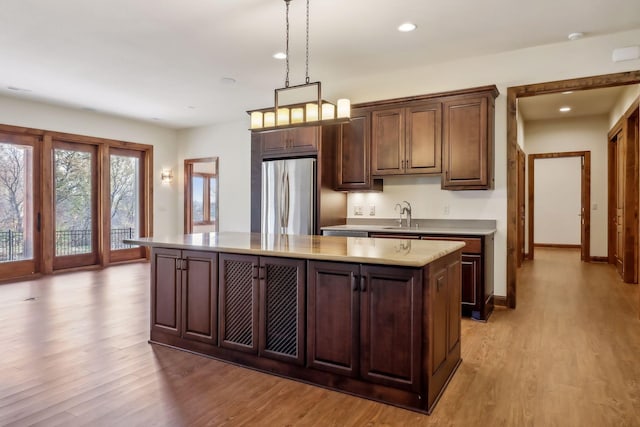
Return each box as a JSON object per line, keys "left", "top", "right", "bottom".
{"left": 0, "top": 250, "right": 639, "bottom": 426}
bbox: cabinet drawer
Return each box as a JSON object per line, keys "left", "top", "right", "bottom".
{"left": 420, "top": 236, "right": 481, "bottom": 254}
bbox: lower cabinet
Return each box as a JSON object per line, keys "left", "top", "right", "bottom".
{"left": 218, "top": 253, "right": 306, "bottom": 364}
{"left": 151, "top": 248, "right": 218, "bottom": 344}
{"left": 150, "top": 248, "right": 462, "bottom": 414}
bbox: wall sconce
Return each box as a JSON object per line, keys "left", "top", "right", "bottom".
{"left": 161, "top": 168, "right": 173, "bottom": 184}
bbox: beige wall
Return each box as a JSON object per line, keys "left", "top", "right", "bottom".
{"left": 524, "top": 115, "right": 610, "bottom": 257}
{"left": 0, "top": 94, "right": 180, "bottom": 236}
{"left": 609, "top": 83, "right": 640, "bottom": 127}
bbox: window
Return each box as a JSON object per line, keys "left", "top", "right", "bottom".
{"left": 192, "top": 173, "right": 217, "bottom": 226}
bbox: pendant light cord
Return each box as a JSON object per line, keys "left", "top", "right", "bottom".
{"left": 285, "top": 0, "right": 291, "bottom": 87}
{"left": 305, "top": 0, "right": 310, "bottom": 84}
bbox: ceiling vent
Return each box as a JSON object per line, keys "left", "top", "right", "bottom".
{"left": 612, "top": 46, "right": 640, "bottom": 62}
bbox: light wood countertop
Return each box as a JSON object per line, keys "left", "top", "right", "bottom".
{"left": 125, "top": 232, "right": 465, "bottom": 267}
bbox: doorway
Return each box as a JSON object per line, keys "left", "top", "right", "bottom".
{"left": 184, "top": 157, "right": 219, "bottom": 234}
{"left": 527, "top": 152, "right": 591, "bottom": 261}
{"left": 507, "top": 70, "right": 640, "bottom": 309}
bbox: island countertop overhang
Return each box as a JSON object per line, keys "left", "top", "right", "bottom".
{"left": 125, "top": 231, "right": 465, "bottom": 267}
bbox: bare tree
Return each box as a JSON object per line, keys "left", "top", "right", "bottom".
{"left": 0, "top": 144, "right": 25, "bottom": 231}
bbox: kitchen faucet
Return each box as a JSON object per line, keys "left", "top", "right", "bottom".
{"left": 394, "top": 201, "right": 412, "bottom": 228}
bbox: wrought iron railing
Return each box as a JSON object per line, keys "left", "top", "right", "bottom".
{"left": 0, "top": 228, "right": 137, "bottom": 262}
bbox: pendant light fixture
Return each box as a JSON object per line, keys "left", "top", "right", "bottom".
{"left": 249, "top": 0, "right": 351, "bottom": 131}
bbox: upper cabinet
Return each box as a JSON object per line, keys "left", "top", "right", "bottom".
{"left": 371, "top": 102, "right": 442, "bottom": 176}
{"left": 442, "top": 90, "right": 497, "bottom": 190}
{"left": 258, "top": 127, "right": 319, "bottom": 158}
{"left": 335, "top": 108, "right": 383, "bottom": 191}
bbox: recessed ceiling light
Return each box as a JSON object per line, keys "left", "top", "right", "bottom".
{"left": 398, "top": 22, "right": 417, "bottom": 32}
{"left": 559, "top": 106, "right": 572, "bottom": 112}
{"left": 568, "top": 32, "right": 584, "bottom": 41}
{"left": 273, "top": 52, "right": 287, "bottom": 59}
{"left": 562, "top": 91, "right": 573, "bottom": 95}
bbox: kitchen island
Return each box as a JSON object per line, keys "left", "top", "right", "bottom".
{"left": 126, "top": 232, "right": 464, "bottom": 414}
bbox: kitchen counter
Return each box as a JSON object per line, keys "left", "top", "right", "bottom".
{"left": 321, "top": 219, "right": 496, "bottom": 236}
{"left": 125, "top": 231, "right": 465, "bottom": 267}
{"left": 128, "top": 231, "right": 463, "bottom": 414}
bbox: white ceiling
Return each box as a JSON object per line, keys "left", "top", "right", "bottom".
{"left": 1, "top": 0, "right": 639, "bottom": 129}
{"left": 518, "top": 86, "right": 629, "bottom": 121}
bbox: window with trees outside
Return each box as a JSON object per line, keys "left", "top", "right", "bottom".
{"left": 185, "top": 158, "right": 218, "bottom": 234}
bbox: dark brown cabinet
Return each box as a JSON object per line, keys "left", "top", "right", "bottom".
{"left": 371, "top": 103, "right": 442, "bottom": 176}
{"left": 151, "top": 248, "right": 218, "bottom": 344}
{"left": 442, "top": 91, "right": 496, "bottom": 190}
{"left": 368, "top": 233, "right": 494, "bottom": 321}
{"left": 218, "top": 253, "right": 306, "bottom": 364}
{"left": 335, "top": 109, "right": 382, "bottom": 191}
{"left": 258, "top": 127, "right": 318, "bottom": 158}
{"left": 307, "top": 261, "right": 423, "bottom": 392}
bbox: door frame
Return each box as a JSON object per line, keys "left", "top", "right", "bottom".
{"left": 507, "top": 70, "right": 640, "bottom": 309}
{"left": 516, "top": 145, "right": 526, "bottom": 266}
{"left": 184, "top": 157, "right": 219, "bottom": 234}
{"left": 527, "top": 151, "right": 591, "bottom": 261}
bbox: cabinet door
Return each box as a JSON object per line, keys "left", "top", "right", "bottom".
{"left": 286, "top": 126, "right": 318, "bottom": 154}
{"left": 219, "top": 253, "right": 259, "bottom": 353}
{"left": 442, "top": 96, "right": 490, "bottom": 189}
{"left": 372, "top": 108, "right": 404, "bottom": 175}
{"left": 307, "top": 261, "right": 360, "bottom": 377}
{"left": 405, "top": 103, "right": 442, "bottom": 175}
{"left": 259, "top": 257, "right": 305, "bottom": 365}
{"left": 151, "top": 248, "right": 182, "bottom": 336}
{"left": 461, "top": 254, "right": 481, "bottom": 309}
{"left": 181, "top": 250, "right": 218, "bottom": 345}
{"left": 336, "top": 110, "right": 374, "bottom": 190}
{"left": 360, "top": 265, "right": 422, "bottom": 392}
{"left": 430, "top": 264, "right": 448, "bottom": 379}
{"left": 260, "top": 131, "right": 286, "bottom": 156}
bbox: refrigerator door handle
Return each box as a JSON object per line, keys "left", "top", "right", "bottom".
{"left": 282, "top": 170, "right": 290, "bottom": 233}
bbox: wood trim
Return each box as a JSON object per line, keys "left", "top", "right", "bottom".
{"left": 41, "top": 134, "right": 54, "bottom": 274}
{"left": 590, "top": 256, "right": 609, "bottom": 263}
{"left": 527, "top": 151, "right": 590, "bottom": 261}
{"left": 507, "top": 70, "right": 640, "bottom": 311}
{"left": 534, "top": 243, "right": 581, "bottom": 249}
{"left": 353, "top": 85, "right": 499, "bottom": 109}
{"left": 493, "top": 296, "right": 507, "bottom": 307}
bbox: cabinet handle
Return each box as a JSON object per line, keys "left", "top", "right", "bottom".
{"left": 182, "top": 259, "right": 188, "bottom": 271}
{"left": 352, "top": 274, "right": 358, "bottom": 291}
{"left": 437, "top": 276, "right": 444, "bottom": 291}
{"left": 360, "top": 276, "right": 366, "bottom": 292}
{"left": 258, "top": 265, "right": 265, "bottom": 280}
{"left": 176, "top": 259, "right": 181, "bottom": 271}
{"left": 252, "top": 264, "right": 259, "bottom": 279}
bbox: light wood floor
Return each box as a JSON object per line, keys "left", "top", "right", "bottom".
{"left": 1, "top": 248, "right": 639, "bottom": 426}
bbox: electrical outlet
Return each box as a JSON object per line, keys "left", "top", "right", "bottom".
{"left": 443, "top": 205, "right": 450, "bottom": 216}
{"left": 354, "top": 205, "right": 363, "bottom": 216}
{"left": 369, "top": 205, "right": 376, "bottom": 216}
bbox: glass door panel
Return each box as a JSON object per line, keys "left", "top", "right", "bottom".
{"left": 53, "top": 142, "right": 98, "bottom": 270}
{"left": 109, "top": 148, "right": 145, "bottom": 262}
{"left": 0, "top": 136, "right": 39, "bottom": 279}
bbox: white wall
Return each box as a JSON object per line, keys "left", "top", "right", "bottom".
{"left": 176, "top": 120, "right": 250, "bottom": 233}
{"left": 609, "top": 83, "right": 640, "bottom": 127}
{"left": 178, "top": 29, "right": 640, "bottom": 298}
{"left": 533, "top": 157, "right": 582, "bottom": 245}
{"left": 0, "top": 94, "right": 180, "bottom": 236}
{"left": 524, "top": 115, "right": 609, "bottom": 256}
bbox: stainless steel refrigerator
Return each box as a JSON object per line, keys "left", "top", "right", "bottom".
{"left": 261, "top": 158, "right": 316, "bottom": 235}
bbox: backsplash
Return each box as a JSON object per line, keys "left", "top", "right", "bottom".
{"left": 347, "top": 175, "right": 500, "bottom": 220}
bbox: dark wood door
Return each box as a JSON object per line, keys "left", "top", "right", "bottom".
{"left": 336, "top": 109, "right": 373, "bottom": 190}
{"left": 259, "top": 257, "right": 305, "bottom": 365}
{"left": 372, "top": 108, "right": 404, "bottom": 175}
{"left": 517, "top": 147, "right": 526, "bottom": 266}
{"left": 307, "top": 261, "right": 360, "bottom": 377}
{"left": 360, "top": 265, "right": 421, "bottom": 392}
{"left": 461, "top": 254, "right": 481, "bottom": 309}
{"left": 442, "top": 96, "right": 489, "bottom": 189}
{"left": 151, "top": 247, "right": 182, "bottom": 336}
{"left": 219, "top": 253, "right": 259, "bottom": 353}
{"left": 181, "top": 250, "right": 218, "bottom": 345}
{"left": 405, "top": 103, "right": 442, "bottom": 175}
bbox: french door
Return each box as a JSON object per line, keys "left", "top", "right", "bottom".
{"left": 52, "top": 141, "right": 99, "bottom": 270}
{"left": 0, "top": 134, "right": 40, "bottom": 280}
{"left": 108, "top": 148, "right": 146, "bottom": 262}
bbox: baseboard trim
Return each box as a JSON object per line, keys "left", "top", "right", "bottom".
{"left": 534, "top": 243, "right": 581, "bottom": 249}
{"left": 590, "top": 256, "right": 609, "bottom": 263}
{"left": 494, "top": 296, "right": 507, "bottom": 307}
